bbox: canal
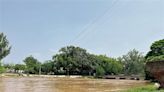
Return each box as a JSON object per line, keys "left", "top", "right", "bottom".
{"left": 0, "top": 77, "right": 147, "bottom": 92}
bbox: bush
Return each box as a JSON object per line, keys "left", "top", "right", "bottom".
{"left": 95, "top": 66, "right": 105, "bottom": 77}
{"left": 146, "top": 55, "right": 164, "bottom": 62}
{"left": 0, "top": 66, "right": 5, "bottom": 74}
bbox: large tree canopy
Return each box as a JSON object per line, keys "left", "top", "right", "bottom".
{"left": 146, "top": 39, "right": 164, "bottom": 59}
{"left": 0, "top": 33, "right": 11, "bottom": 61}
{"left": 118, "top": 49, "right": 145, "bottom": 75}
{"left": 53, "top": 46, "right": 91, "bottom": 75}
{"left": 52, "top": 46, "right": 123, "bottom": 76}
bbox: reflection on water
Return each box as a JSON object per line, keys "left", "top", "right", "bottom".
{"left": 0, "top": 77, "right": 147, "bottom": 92}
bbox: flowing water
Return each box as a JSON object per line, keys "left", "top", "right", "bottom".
{"left": 0, "top": 77, "right": 147, "bottom": 92}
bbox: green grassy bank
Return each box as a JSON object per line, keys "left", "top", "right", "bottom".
{"left": 124, "top": 84, "right": 164, "bottom": 92}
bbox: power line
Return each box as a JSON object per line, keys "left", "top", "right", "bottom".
{"left": 69, "top": 0, "right": 119, "bottom": 45}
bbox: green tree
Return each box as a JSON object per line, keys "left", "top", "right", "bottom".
{"left": 0, "top": 33, "right": 11, "bottom": 73}
{"left": 145, "top": 39, "right": 164, "bottom": 80}
{"left": 23, "top": 56, "right": 40, "bottom": 74}
{"left": 95, "top": 65, "right": 105, "bottom": 77}
{"left": 119, "top": 49, "right": 145, "bottom": 75}
{"left": 14, "top": 64, "right": 26, "bottom": 72}
{"left": 53, "top": 46, "right": 95, "bottom": 75}
{"left": 52, "top": 46, "right": 123, "bottom": 76}
{"left": 0, "top": 33, "right": 11, "bottom": 61}
{"left": 146, "top": 39, "right": 164, "bottom": 59}
{"left": 3, "top": 63, "right": 15, "bottom": 70}
{"left": 0, "top": 62, "right": 5, "bottom": 73}
{"left": 3, "top": 63, "right": 14, "bottom": 73}
{"left": 95, "top": 55, "right": 123, "bottom": 75}
{"left": 41, "top": 60, "right": 54, "bottom": 74}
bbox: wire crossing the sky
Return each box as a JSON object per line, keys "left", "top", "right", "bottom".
{"left": 69, "top": 0, "right": 119, "bottom": 45}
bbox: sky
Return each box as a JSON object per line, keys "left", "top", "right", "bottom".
{"left": 0, "top": 0, "right": 164, "bottom": 64}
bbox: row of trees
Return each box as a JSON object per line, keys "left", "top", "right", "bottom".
{"left": 52, "top": 46, "right": 123, "bottom": 76}
{"left": 4, "top": 46, "right": 145, "bottom": 77}
{"left": 0, "top": 32, "right": 163, "bottom": 78}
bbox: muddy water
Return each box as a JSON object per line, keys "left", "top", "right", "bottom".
{"left": 0, "top": 77, "right": 147, "bottom": 92}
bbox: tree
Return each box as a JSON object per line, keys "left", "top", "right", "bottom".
{"left": 119, "top": 49, "right": 145, "bottom": 75}
{"left": 52, "top": 46, "right": 124, "bottom": 76}
{"left": 0, "top": 33, "right": 11, "bottom": 73}
{"left": 145, "top": 39, "right": 164, "bottom": 59}
{"left": 95, "top": 65, "right": 105, "bottom": 77}
{"left": 41, "top": 60, "right": 54, "bottom": 74}
{"left": 53, "top": 46, "right": 92, "bottom": 75}
{"left": 0, "top": 33, "right": 11, "bottom": 61}
{"left": 23, "top": 56, "right": 40, "bottom": 74}
{"left": 14, "top": 64, "right": 26, "bottom": 73}
{"left": 3, "top": 63, "right": 14, "bottom": 73}
{"left": 95, "top": 55, "right": 123, "bottom": 75}
{"left": 3, "top": 63, "right": 15, "bottom": 69}
{"left": 145, "top": 39, "right": 164, "bottom": 80}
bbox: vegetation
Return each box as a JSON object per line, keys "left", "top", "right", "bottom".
{"left": 146, "top": 55, "right": 164, "bottom": 62}
{"left": 146, "top": 39, "right": 164, "bottom": 57}
{"left": 145, "top": 39, "right": 164, "bottom": 80}
{"left": 118, "top": 49, "right": 145, "bottom": 76}
{"left": 23, "top": 56, "right": 41, "bottom": 74}
{"left": 0, "top": 33, "right": 11, "bottom": 61}
{"left": 95, "top": 66, "right": 105, "bottom": 77}
{"left": 41, "top": 60, "right": 54, "bottom": 75}
{"left": 124, "top": 84, "right": 164, "bottom": 92}
{"left": 52, "top": 46, "right": 123, "bottom": 76}
{"left": 0, "top": 63, "right": 5, "bottom": 74}
{"left": 14, "top": 64, "right": 26, "bottom": 73}
{"left": 1, "top": 32, "right": 162, "bottom": 85}
{"left": 2, "top": 46, "right": 144, "bottom": 77}
{"left": 0, "top": 33, "right": 11, "bottom": 73}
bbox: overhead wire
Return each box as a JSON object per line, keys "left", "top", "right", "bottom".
{"left": 69, "top": 0, "right": 119, "bottom": 45}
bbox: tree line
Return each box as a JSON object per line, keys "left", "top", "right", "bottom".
{"left": 0, "top": 32, "right": 163, "bottom": 78}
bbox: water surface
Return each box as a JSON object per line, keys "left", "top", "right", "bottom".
{"left": 0, "top": 77, "right": 147, "bottom": 92}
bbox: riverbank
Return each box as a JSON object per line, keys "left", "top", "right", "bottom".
{"left": 0, "top": 73, "right": 143, "bottom": 80}
{"left": 0, "top": 73, "right": 89, "bottom": 79}
{"left": 124, "top": 84, "right": 164, "bottom": 92}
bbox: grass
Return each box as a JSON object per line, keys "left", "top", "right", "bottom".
{"left": 124, "top": 84, "right": 164, "bottom": 92}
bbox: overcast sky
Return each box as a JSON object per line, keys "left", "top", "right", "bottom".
{"left": 0, "top": 0, "right": 164, "bottom": 64}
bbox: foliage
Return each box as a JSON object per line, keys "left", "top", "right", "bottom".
{"left": 41, "top": 60, "right": 54, "bottom": 74}
{"left": 95, "top": 65, "right": 105, "bottom": 77}
{"left": 0, "top": 33, "right": 11, "bottom": 61}
{"left": 23, "top": 56, "right": 41, "bottom": 74}
{"left": 52, "top": 46, "right": 123, "bottom": 76}
{"left": 0, "top": 33, "right": 11, "bottom": 74}
{"left": 124, "top": 84, "right": 164, "bottom": 92}
{"left": 119, "top": 49, "right": 145, "bottom": 75}
{"left": 0, "top": 66, "right": 5, "bottom": 74}
{"left": 3, "top": 63, "right": 15, "bottom": 70}
{"left": 0, "top": 63, "right": 5, "bottom": 74}
{"left": 145, "top": 39, "right": 164, "bottom": 80}
{"left": 146, "top": 39, "right": 164, "bottom": 59}
{"left": 146, "top": 55, "right": 164, "bottom": 62}
{"left": 53, "top": 46, "right": 92, "bottom": 75}
{"left": 95, "top": 55, "right": 123, "bottom": 75}
{"left": 14, "top": 64, "right": 26, "bottom": 71}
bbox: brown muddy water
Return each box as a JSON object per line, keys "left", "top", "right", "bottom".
{"left": 0, "top": 77, "right": 147, "bottom": 92}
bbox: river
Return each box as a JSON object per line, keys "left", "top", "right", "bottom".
{"left": 0, "top": 77, "right": 147, "bottom": 92}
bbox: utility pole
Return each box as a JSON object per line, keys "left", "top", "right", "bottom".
{"left": 39, "top": 63, "right": 41, "bottom": 75}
